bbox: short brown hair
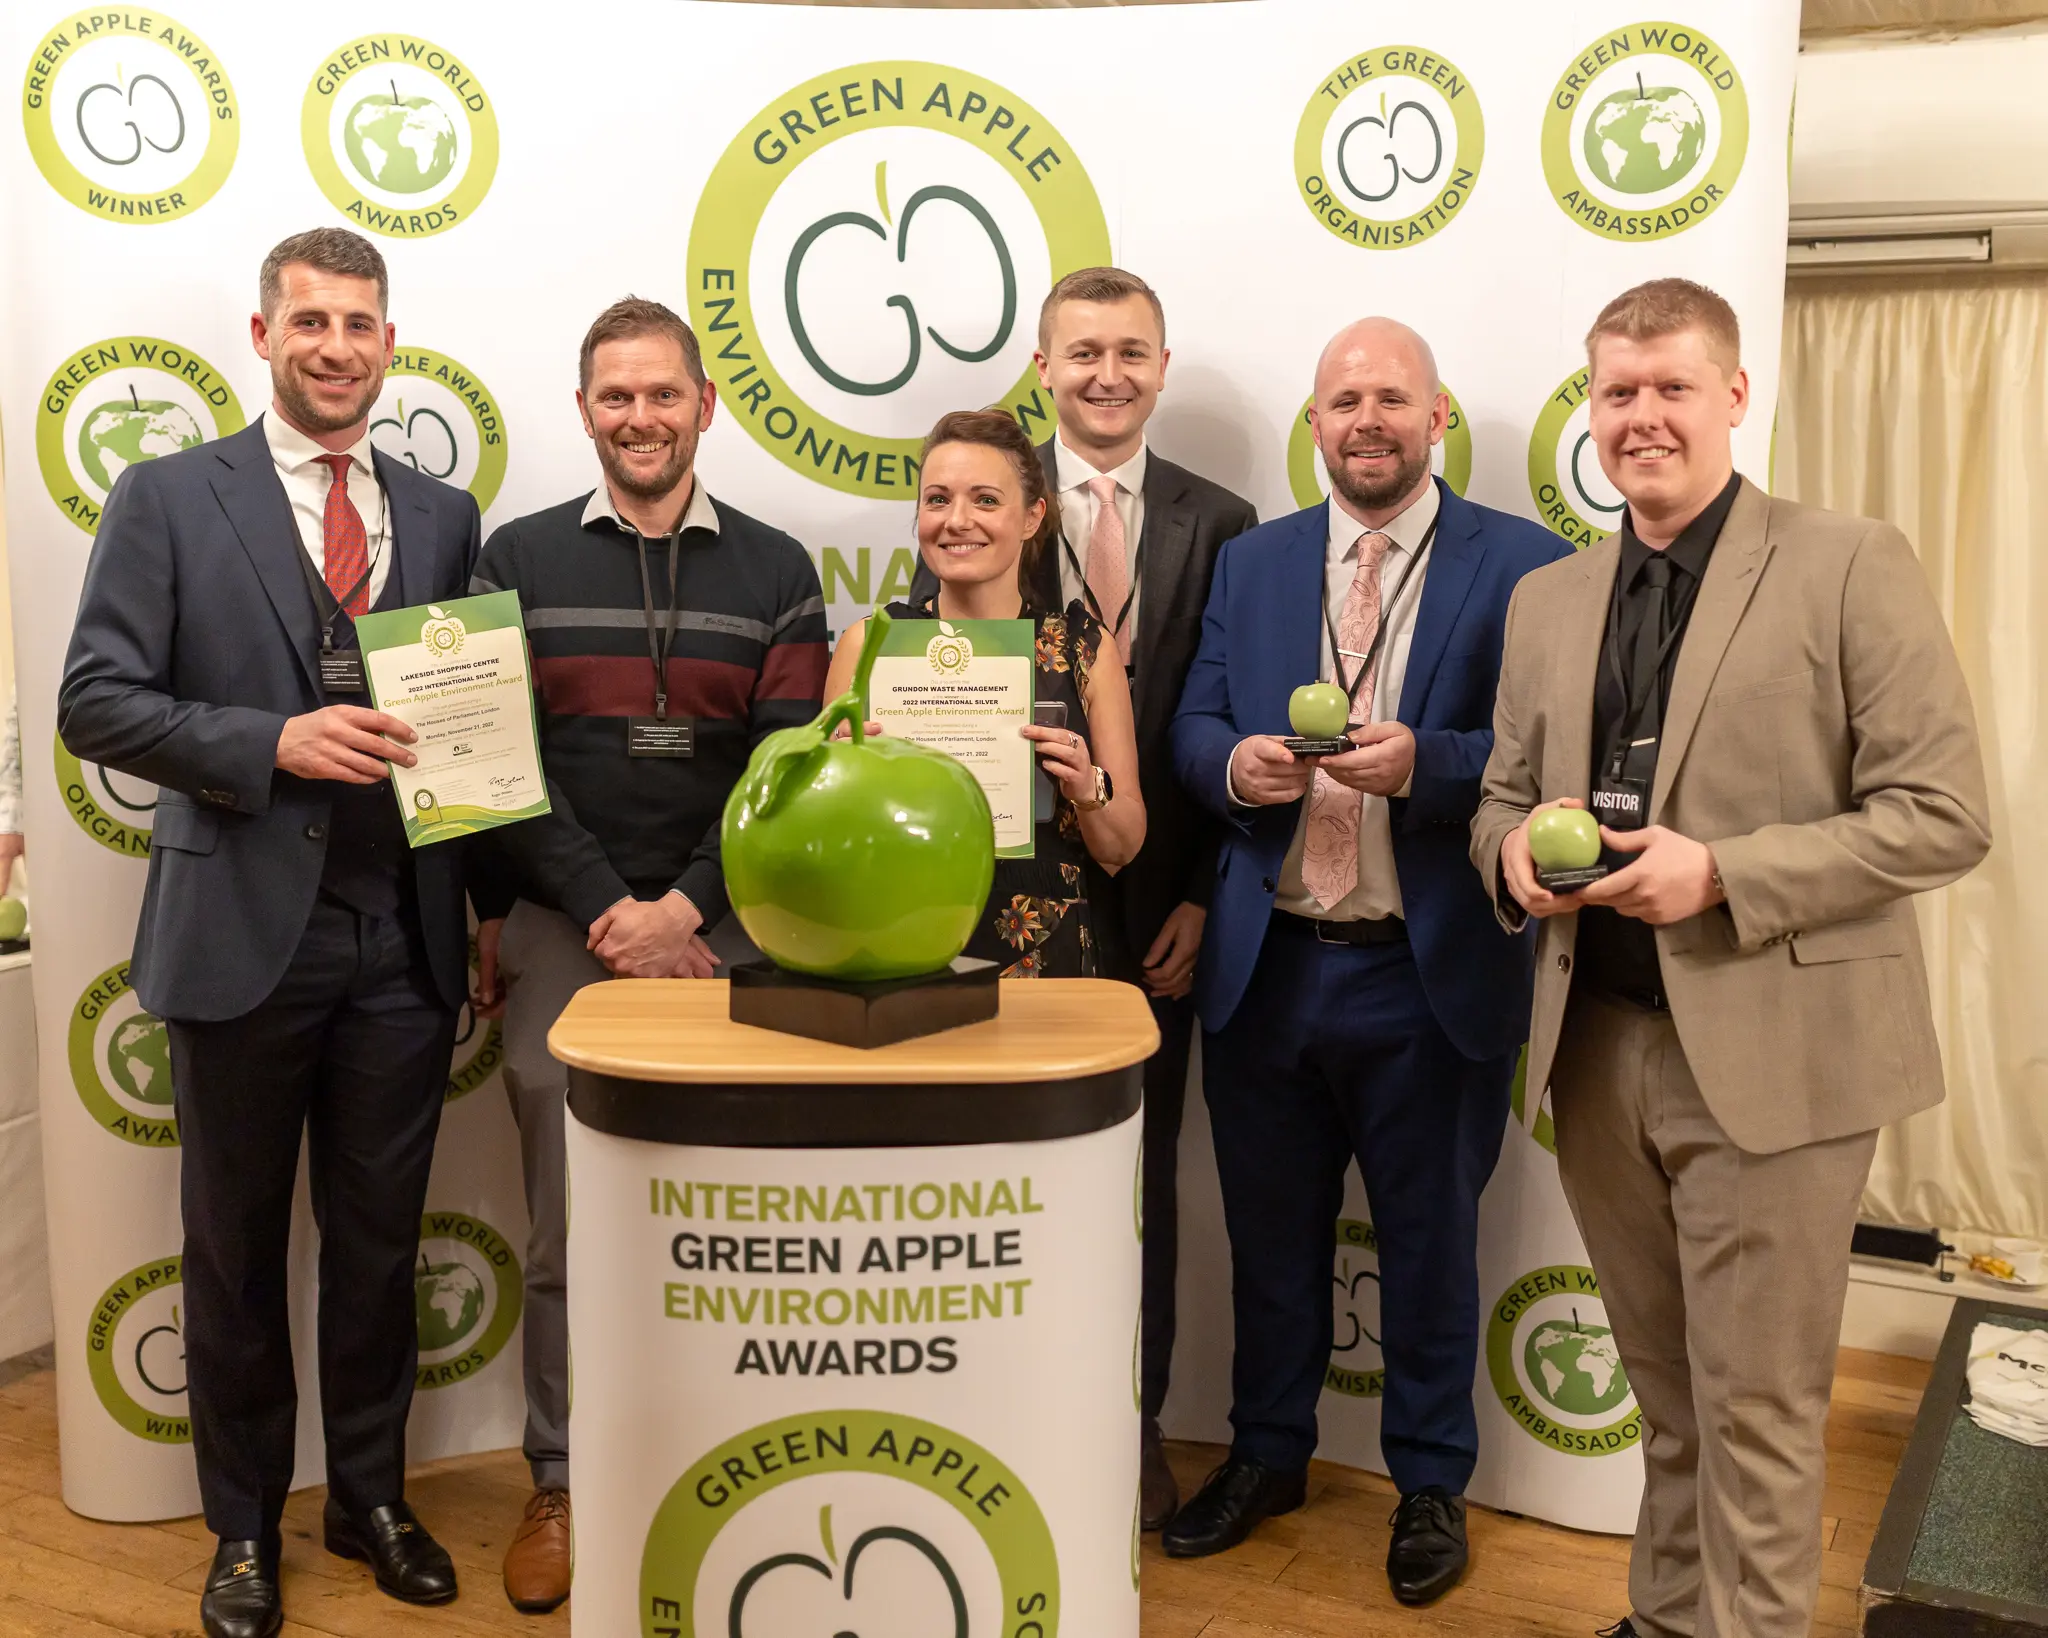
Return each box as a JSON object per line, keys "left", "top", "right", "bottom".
{"left": 918, "top": 409, "right": 1053, "bottom": 602}
{"left": 1037, "top": 266, "right": 1165, "bottom": 354}
{"left": 579, "top": 297, "right": 706, "bottom": 393}
{"left": 259, "top": 228, "right": 388, "bottom": 320}
{"left": 1585, "top": 278, "right": 1741, "bottom": 378}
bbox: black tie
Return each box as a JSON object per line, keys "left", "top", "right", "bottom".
{"left": 1631, "top": 554, "right": 1676, "bottom": 727}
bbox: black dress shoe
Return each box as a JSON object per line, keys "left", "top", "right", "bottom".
{"left": 1160, "top": 1455, "right": 1307, "bottom": 1558}
{"left": 1387, "top": 1485, "right": 1468, "bottom": 1605}
{"left": 200, "top": 1538, "right": 282, "bottom": 1638}
{"left": 323, "top": 1498, "right": 458, "bottom": 1604}
{"left": 1140, "top": 1417, "right": 1179, "bottom": 1532}
{"left": 1596, "top": 1620, "right": 1641, "bottom": 1638}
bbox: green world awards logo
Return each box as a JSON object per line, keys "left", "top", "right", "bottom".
{"left": 69, "top": 961, "right": 177, "bottom": 1148}
{"left": 37, "top": 336, "right": 246, "bottom": 535}
{"left": 1487, "top": 1266, "right": 1641, "bottom": 1458}
{"left": 1286, "top": 385, "right": 1472, "bottom": 511}
{"left": 87, "top": 1255, "right": 189, "bottom": 1443}
{"left": 301, "top": 35, "right": 498, "bottom": 238}
{"left": 414, "top": 1210, "right": 522, "bottom": 1390}
{"left": 642, "top": 1411, "right": 1057, "bottom": 1638}
{"left": 370, "top": 348, "right": 507, "bottom": 510}
{"left": 688, "top": 62, "right": 1110, "bottom": 500}
{"left": 53, "top": 731, "right": 155, "bottom": 855}
{"left": 1326, "top": 1218, "right": 1384, "bottom": 1399}
{"left": 1542, "top": 23, "right": 1749, "bottom": 241}
{"left": 21, "top": 10, "right": 238, "bottom": 223}
{"left": 1527, "top": 366, "right": 1626, "bottom": 549}
{"left": 1294, "top": 47, "right": 1485, "bottom": 250}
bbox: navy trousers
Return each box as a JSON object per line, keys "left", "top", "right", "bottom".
{"left": 1202, "top": 922, "right": 1514, "bottom": 1490}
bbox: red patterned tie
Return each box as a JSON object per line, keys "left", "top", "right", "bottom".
{"left": 318, "top": 453, "right": 370, "bottom": 617}
{"left": 1301, "top": 531, "right": 1392, "bottom": 908}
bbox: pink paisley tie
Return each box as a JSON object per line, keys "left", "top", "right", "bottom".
{"left": 1300, "top": 531, "right": 1391, "bottom": 908}
{"left": 1085, "top": 475, "right": 1131, "bottom": 663}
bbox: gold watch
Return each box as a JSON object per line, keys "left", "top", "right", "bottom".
{"left": 1073, "top": 766, "right": 1112, "bottom": 812}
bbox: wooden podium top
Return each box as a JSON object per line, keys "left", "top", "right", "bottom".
{"left": 549, "top": 977, "right": 1159, "bottom": 1086}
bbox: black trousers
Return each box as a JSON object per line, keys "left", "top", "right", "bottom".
{"left": 168, "top": 895, "right": 456, "bottom": 1544}
{"left": 1141, "top": 990, "right": 1195, "bottom": 1420}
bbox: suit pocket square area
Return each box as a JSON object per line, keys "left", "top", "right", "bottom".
{"left": 151, "top": 802, "right": 220, "bottom": 856}
{"left": 1790, "top": 916, "right": 1904, "bottom": 965}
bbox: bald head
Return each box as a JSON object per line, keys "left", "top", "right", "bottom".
{"left": 1309, "top": 317, "right": 1447, "bottom": 522}
{"left": 1314, "top": 318, "right": 1438, "bottom": 406}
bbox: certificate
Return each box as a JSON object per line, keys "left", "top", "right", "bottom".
{"left": 356, "top": 590, "right": 552, "bottom": 847}
{"left": 868, "top": 617, "right": 1035, "bottom": 857}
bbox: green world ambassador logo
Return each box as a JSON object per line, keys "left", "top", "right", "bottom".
{"left": 1287, "top": 385, "right": 1472, "bottom": 511}
{"left": 371, "top": 348, "right": 507, "bottom": 511}
{"left": 689, "top": 62, "right": 1110, "bottom": 501}
{"left": 54, "top": 731, "right": 155, "bottom": 856}
{"left": 414, "top": 1210, "right": 522, "bottom": 1390}
{"left": 1543, "top": 22, "right": 1749, "bottom": 241}
{"left": 302, "top": 35, "right": 498, "bottom": 239}
{"left": 21, "top": 9, "right": 238, "bottom": 223}
{"left": 37, "top": 335, "right": 246, "bottom": 535}
{"left": 642, "top": 1410, "right": 1057, "bottom": 1637}
{"left": 1488, "top": 1265, "right": 1641, "bottom": 1458}
{"left": 1527, "top": 366, "right": 1625, "bottom": 550}
{"left": 1326, "top": 1218, "right": 1383, "bottom": 1399}
{"left": 70, "top": 960, "right": 177, "bottom": 1148}
{"left": 88, "top": 1255, "right": 189, "bottom": 1443}
{"left": 1294, "top": 46, "right": 1484, "bottom": 250}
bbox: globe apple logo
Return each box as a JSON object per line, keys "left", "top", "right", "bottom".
{"left": 1488, "top": 1265, "right": 1642, "bottom": 1457}
{"left": 729, "top": 1507, "right": 968, "bottom": 1638}
{"left": 1325, "top": 1218, "right": 1385, "bottom": 1399}
{"left": 69, "top": 959, "right": 181, "bottom": 1148}
{"left": 1584, "top": 73, "right": 1705, "bottom": 194}
{"left": 1285, "top": 385, "right": 1472, "bottom": 511}
{"left": 372, "top": 347, "right": 509, "bottom": 510}
{"left": 413, "top": 1211, "right": 523, "bottom": 1391}
{"left": 75, "top": 64, "right": 184, "bottom": 166}
{"left": 76, "top": 383, "right": 204, "bottom": 492}
{"left": 343, "top": 78, "right": 458, "bottom": 194}
{"left": 86, "top": 1255, "right": 190, "bottom": 1443}
{"left": 1526, "top": 365, "right": 1626, "bottom": 550}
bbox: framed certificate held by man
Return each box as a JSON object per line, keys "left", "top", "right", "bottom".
{"left": 868, "top": 617, "right": 1035, "bottom": 857}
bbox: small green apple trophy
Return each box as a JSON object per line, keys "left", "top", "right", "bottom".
{"left": 1284, "top": 680, "right": 1354, "bottom": 757}
{"left": 1527, "top": 806, "right": 1608, "bottom": 894}
{"left": 721, "top": 610, "right": 998, "bottom": 1047}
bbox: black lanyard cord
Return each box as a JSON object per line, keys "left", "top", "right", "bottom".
{"left": 1603, "top": 562, "right": 1689, "bottom": 769}
{"left": 1061, "top": 527, "right": 1142, "bottom": 648}
{"left": 636, "top": 526, "right": 684, "bottom": 720}
{"left": 292, "top": 531, "right": 380, "bottom": 652}
{"left": 1322, "top": 513, "right": 1438, "bottom": 710}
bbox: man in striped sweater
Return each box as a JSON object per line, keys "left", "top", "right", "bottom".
{"left": 469, "top": 297, "right": 827, "bottom": 1612}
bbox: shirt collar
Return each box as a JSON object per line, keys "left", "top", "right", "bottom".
{"left": 1327, "top": 475, "right": 1441, "bottom": 563}
{"left": 1054, "top": 434, "right": 1147, "bottom": 499}
{"left": 1619, "top": 471, "right": 1741, "bottom": 587}
{"left": 581, "top": 475, "right": 720, "bottom": 539}
{"left": 263, "top": 410, "right": 373, "bottom": 477}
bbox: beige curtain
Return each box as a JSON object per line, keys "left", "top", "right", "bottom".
{"left": 1778, "top": 275, "right": 2048, "bottom": 1241}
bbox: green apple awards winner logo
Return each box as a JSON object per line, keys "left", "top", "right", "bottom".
{"left": 1488, "top": 1265, "right": 1640, "bottom": 1457}
{"left": 642, "top": 1410, "right": 1056, "bottom": 1637}
{"left": 414, "top": 1210, "right": 522, "bottom": 1390}
{"left": 37, "top": 336, "right": 245, "bottom": 535}
{"left": 54, "top": 730, "right": 155, "bottom": 856}
{"left": 689, "top": 62, "right": 1110, "bottom": 501}
{"left": 1287, "top": 385, "right": 1472, "bottom": 511}
{"left": 302, "top": 35, "right": 498, "bottom": 238}
{"left": 1528, "top": 366, "right": 1627, "bottom": 549}
{"left": 1326, "top": 1218, "right": 1384, "bottom": 1399}
{"left": 371, "top": 348, "right": 508, "bottom": 511}
{"left": 1542, "top": 22, "right": 1748, "bottom": 241}
{"left": 1294, "top": 46, "right": 1484, "bottom": 249}
{"left": 88, "top": 1255, "right": 189, "bottom": 1443}
{"left": 70, "top": 961, "right": 177, "bottom": 1148}
{"left": 21, "top": 9, "right": 238, "bottom": 223}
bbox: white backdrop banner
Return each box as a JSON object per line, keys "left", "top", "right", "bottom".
{"left": 2, "top": 0, "right": 1795, "bottom": 1527}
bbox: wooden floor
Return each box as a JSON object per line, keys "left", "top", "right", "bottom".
{"left": 0, "top": 1347, "right": 1928, "bottom": 1637}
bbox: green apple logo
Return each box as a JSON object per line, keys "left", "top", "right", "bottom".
{"left": 730, "top": 1507, "right": 967, "bottom": 1638}
{"left": 344, "top": 79, "right": 459, "bottom": 194}
{"left": 414, "top": 1253, "right": 486, "bottom": 1352}
{"left": 77, "top": 385, "right": 205, "bottom": 493}
{"left": 135, "top": 1303, "right": 185, "bottom": 1397}
{"left": 1523, "top": 1308, "right": 1631, "bottom": 1417}
{"left": 370, "top": 397, "right": 458, "bottom": 479}
{"left": 1583, "top": 73, "right": 1705, "bottom": 194}
{"left": 420, "top": 606, "right": 465, "bottom": 657}
{"left": 76, "top": 65, "right": 185, "bottom": 166}
{"left": 106, "top": 1013, "right": 174, "bottom": 1107}
{"left": 787, "top": 161, "right": 1016, "bottom": 398}
{"left": 1336, "top": 91, "right": 1441, "bottom": 204}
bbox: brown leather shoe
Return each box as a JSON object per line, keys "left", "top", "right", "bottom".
{"left": 1141, "top": 1417, "right": 1179, "bottom": 1531}
{"left": 503, "top": 1488, "right": 571, "bottom": 1613}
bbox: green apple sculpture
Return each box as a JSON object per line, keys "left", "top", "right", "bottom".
{"left": 0, "top": 899, "right": 25, "bottom": 943}
{"left": 1289, "top": 682, "right": 1351, "bottom": 740}
{"left": 723, "top": 610, "right": 994, "bottom": 981}
{"left": 1527, "top": 806, "right": 1604, "bottom": 890}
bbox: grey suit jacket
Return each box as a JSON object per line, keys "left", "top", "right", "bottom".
{"left": 1470, "top": 479, "right": 1990, "bottom": 1153}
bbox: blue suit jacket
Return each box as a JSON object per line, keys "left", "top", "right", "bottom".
{"left": 1171, "top": 481, "right": 1573, "bottom": 1057}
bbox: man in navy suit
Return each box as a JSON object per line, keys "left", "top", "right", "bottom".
{"left": 1166, "top": 319, "right": 1570, "bottom": 1599}
{"left": 61, "top": 229, "right": 476, "bottom": 1637}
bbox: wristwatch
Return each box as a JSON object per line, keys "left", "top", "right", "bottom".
{"left": 1073, "top": 766, "right": 1113, "bottom": 812}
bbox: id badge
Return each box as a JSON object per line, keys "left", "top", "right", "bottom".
{"left": 1590, "top": 735, "right": 1655, "bottom": 864}
{"left": 627, "top": 717, "right": 694, "bottom": 757}
{"left": 318, "top": 649, "right": 366, "bottom": 694}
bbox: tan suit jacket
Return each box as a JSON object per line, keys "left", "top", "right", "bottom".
{"left": 1471, "top": 479, "right": 1990, "bottom": 1154}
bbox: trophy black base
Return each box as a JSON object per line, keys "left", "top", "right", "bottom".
{"left": 729, "top": 957, "right": 1000, "bottom": 1049}
{"left": 1282, "top": 736, "right": 1353, "bottom": 756}
{"left": 1535, "top": 864, "right": 1609, "bottom": 893}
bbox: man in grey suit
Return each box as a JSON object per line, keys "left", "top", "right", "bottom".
{"left": 60, "top": 228, "right": 478, "bottom": 1638}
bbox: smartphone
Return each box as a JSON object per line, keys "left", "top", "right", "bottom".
{"left": 1032, "top": 701, "right": 1068, "bottom": 730}
{"left": 1031, "top": 701, "right": 1066, "bottom": 823}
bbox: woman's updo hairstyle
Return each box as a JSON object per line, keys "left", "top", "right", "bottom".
{"left": 918, "top": 408, "right": 1054, "bottom": 602}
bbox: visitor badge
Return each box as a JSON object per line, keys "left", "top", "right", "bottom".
{"left": 628, "top": 717, "right": 695, "bottom": 757}
{"left": 318, "top": 650, "right": 367, "bottom": 694}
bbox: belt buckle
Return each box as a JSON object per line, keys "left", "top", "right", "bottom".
{"left": 1313, "top": 919, "right": 1346, "bottom": 945}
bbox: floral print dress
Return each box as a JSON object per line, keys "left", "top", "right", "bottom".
{"left": 886, "top": 594, "right": 1105, "bottom": 978}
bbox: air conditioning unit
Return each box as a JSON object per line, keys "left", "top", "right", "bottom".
{"left": 1789, "top": 31, "right": 2048, "bottom": 274}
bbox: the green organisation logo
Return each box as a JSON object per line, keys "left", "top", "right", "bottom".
{"left": 444, "top": 936, "right": 504, "bottom": 1103}
{"left": 302, "top": 35, "right": 498, "bottom": 239}
{"left": 1287, "top": 385, "right": 1472, "bottom": 511}
{"left": 87, "top": 1255, "right": 189, "bottom": 1443}
{"left": 1543, "top": 22, "right": 1748, "bottom": 241}
{"left": 688, "top": 62, "right": 1111, "bottom": 501}
{"left": 70, "top": 960, "right": 177, "bottom": 1148}
{"left": 1295, "top": 46, "right": 1485, "bottom": 250}
{"left": 1326, "top": 1218, "right": 1384, "bottom": 1399}
{"left": 1488, "top": 1265, "right": 1641, "bottom": 1458}
{"left": 414, "top": 1210, "right": 522, "bottom": 1390}
{"left": 21, "top": 9, "right": 238, "bottom": 224}
{"left": 54, "top": 730, "right": 155, "bottom": 856}
{"left": 642, "top": 1410, "right": 1057, "bottom": 1637}
{"left": 1527, "top": 366, "right": 1627, "bottom": 549}
{"left": 37, "top": 336, "right": 245, "bottom": 536}
{"left": 371, "top": 348, "right": 508, "bottom": 511}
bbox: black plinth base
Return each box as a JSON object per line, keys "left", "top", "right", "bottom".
{"left": 729, "top": 957, "right": 999, "bottom": 1048}
{"left": 1281, "top": 736, "right": 1351, "bottom": 756}
{"left": 1535, "top": 864, "right": 1609, "bottom": 893}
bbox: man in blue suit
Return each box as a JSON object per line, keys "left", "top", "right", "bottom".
{"left": 1165, "top": 319, "right": 1570, "bottom": 1599}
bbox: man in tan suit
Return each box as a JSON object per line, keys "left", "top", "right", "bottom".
{"left": 1471, "top": 278, "right": 1989, "bottom": 1638}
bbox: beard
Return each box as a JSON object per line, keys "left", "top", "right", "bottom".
{"left": 1324, "top": 439, "right": 1432, "bottom": 515}
{"left": 271, "top": 362, "right": 379, "bottom": 436}
{"left": 597, "top": 428, "right": 697, "bottom": 501}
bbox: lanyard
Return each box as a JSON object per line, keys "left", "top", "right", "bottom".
{"left": 635, "top": 527, "right": 684, "bottom": 720}
{"left": 1602, "top": 560, "right": 1690, "bottom": 771}
{"left": 1322, "top": 514, "right": 1437, "bottom": 710}
{"left": 1061, "top": 527, "right": 1142, "bottom": 651}
{"left": 291, "top": 528, "right": 379, "bottom": 652}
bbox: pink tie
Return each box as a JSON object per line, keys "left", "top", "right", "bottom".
{"left": 1085, "top": 475, "right": 1131, "bottom": 663}
{"left": 1301, "top": 531, "right": 1392, "bottom": 909}
{"left": 318, "top": 453, "right": 370, "bottom": 617}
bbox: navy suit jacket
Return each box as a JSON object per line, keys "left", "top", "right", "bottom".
{"left": 1171, "top": 480, "right": 1573, "bottom": 1057}
{"left": 59, "top": 418, "right": 482, "bottom": 1022}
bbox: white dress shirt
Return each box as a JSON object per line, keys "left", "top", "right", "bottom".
{"left": 581, "top": 474, "right": 721, "bottom": 539}
{"left": 264, "top": 412, "right": 392, "bottom": 610}
{"left": 1052, "top": 435, "right": 1147, "bottom": 642}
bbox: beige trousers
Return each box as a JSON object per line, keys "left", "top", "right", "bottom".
{"left": 1549, "top": 992, "right": 1878, "bottom": 1638}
